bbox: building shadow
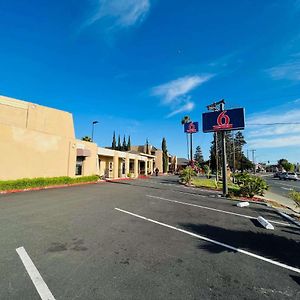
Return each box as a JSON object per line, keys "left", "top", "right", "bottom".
{"left": 179, "top": 223, "right": 300, "bottom": 268}
{"left": 290, "top": 275, "right": 300, "bottom": 286}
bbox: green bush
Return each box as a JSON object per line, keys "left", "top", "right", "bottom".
{"left": 203, "top": 165, "right": 211, "bottom": 179}
{"left": 0, "top": 175, "right": 99, "bottom": 191}
{"left": 179, "top": 167, "right": 197, "bottom": 185}
{"left": 289, "top": 190, "right": 300, "bottom": 207}
{"left": 234, "top": 173, "right": 268, "bottom": 198}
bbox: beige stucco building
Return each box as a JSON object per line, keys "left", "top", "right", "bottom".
{"left": 0, "top": 95, "right": 155, "bottom": 181}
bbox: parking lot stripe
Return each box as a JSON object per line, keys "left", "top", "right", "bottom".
{"left": 146, "top": 195, "right": 290, "bottom": 227}
{"left": 115, "top": 208, "right": 300, "bottom": 275}
{"left": 16, "top": 247, "right": 56, "bottom": 300}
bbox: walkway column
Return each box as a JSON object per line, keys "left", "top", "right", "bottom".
{"left": 113, "top": 154, "right": 119, "bottom": 179}
{"left": 125, "top": 155, "right": 130, "bottom": 177}
{"left": 134, "top": 158, "right": 139, "bottom": 178}
{"left": 144, "top": 159, "right": 148, "bottom": 175}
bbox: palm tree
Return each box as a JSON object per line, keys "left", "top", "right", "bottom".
{"left": 181, "top": 115, "right": 191, "bottom": 160}
{"left": 82, "top": 136, "right": 92, "bottom": 142}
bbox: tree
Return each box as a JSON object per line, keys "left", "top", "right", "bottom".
{"left": 181, "top": 115, "right": 191, "bottom": 160}
{"left": 122, "top": 135, "right": 127, "bottom": 151}
{"left": 117, "top": 135, "right": 121, "bottom": 150}
{"left": 209, "top": 130, "right": 249, "bottom": 172}
{"left": 146, "top": 138, "right": 150, "bottom": 154}
{"left": 194, "top": 146, "right": 204, "bottom": 166}
{"left": 112, "top": 131, "right": 116, "bottom": 149}
{"left": 82, "top": 136, "right": 92, "bottom": 142}
{"left": 162, "top": 137, "right": 168, "bottom": 173}
{"left": 278, "top": 158, "right": 288, "bottom": 167}
{"left": 127, "top": 136, "right": 131, "bottom": 151}
{"left": 282, "top": 162, "right": 294, "bottom": 172}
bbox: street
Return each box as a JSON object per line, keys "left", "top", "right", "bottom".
{"left": 0, "top": 176, "right": 300, "bottom": 300}
{"left": 264, "top": 175, "right": 300, "bottom": 198}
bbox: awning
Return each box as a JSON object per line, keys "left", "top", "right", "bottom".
{"left": 76, "top": 148, "right": 91, "bottom": 157}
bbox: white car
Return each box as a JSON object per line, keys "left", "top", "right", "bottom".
{"left": 285, "top": 172, "right": 298, "bottom": 181}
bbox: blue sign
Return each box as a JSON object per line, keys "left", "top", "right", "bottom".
{"left": 184, "top": 121, "right": 199, "bottom": 133}
{"left": 202, "top": 108, "right": 245, "bottom": 133}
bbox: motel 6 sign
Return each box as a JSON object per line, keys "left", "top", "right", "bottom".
{"left": 202, "top": 108, "right": 245, "bottom": 133}
{"left": 184, "top": 121, "right": 199, "bottom": 133}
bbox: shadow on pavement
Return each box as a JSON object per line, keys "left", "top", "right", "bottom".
{"left": 179, "top": 223, "right": 300, "bottom": 268}
{"left": 290, "top": 275, "right": 300, "bottom": 286}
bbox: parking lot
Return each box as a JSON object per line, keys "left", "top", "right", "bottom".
{"left": 0, "top": 176, "right": 299, "bottom": 299}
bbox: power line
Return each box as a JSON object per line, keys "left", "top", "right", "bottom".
{"left": 247, "top": 122, "right": 300, "bottom": 126}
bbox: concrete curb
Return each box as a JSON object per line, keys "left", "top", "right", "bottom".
{"left": 276, "top": 211, "right": 300, "bottom": 228}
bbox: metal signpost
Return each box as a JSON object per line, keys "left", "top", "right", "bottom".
{"left": 202, "top": 101, "right": 245, "bottom": 196}
{"left": 184, "top": 121, "right": 199, "bottom": 164}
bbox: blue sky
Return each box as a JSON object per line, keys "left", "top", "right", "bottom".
{"left": 0, "top": 0, "right": 300, "bottom": 163}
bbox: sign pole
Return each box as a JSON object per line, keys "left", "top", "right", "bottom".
{"left": 220, "top": 103, "right": 228, "bottom": 196}
{"left": 190, "top": 133, "right": 193, "bottom": 163}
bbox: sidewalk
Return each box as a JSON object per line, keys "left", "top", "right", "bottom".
{"left": 264, "top": 190, "right": 300, "bottom": 214}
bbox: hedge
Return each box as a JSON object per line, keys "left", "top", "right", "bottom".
{"left": 0, "top": 175, "right": 100, "bottom": 191}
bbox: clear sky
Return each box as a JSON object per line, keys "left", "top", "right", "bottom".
{"left": 0, "top": 0, "right": 300, "bottom": 163}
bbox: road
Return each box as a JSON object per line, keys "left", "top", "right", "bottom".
{"left": 264, "top": 175, "right": 300, "bottom": 198}
{"left": 0, "top": 176, "right": 299, "bottom": 299}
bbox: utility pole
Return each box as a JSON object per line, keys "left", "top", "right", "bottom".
{"left": 250, "top": 149, "right": 256, "bottom": 174}
{"left": 247, "top": 149, "right": 256, "bottom": 174}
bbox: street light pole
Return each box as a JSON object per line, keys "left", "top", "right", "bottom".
{"left": 91, "top": 121, "right": 99, "bottom": 142}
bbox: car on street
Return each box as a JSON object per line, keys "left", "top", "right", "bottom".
{"left": 273, "top": 172, "right": 281, "bottom": 178}
{"left": 279, "top": 172, "right": 298, "bottom": 181}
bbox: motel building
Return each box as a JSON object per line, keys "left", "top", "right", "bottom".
{"left": 0, "top": 95, "right": 176, "bottom": 181}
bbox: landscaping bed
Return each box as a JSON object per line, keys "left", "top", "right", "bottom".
{"left": 0, "top": 175, "right": 100, "bottom": 193}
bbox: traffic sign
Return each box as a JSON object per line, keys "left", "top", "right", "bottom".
{"left": 202, "top": 108, "right": 245, "bottom": 133}
{"left": 184, "top": 121, "right": 199, "bottom": 133}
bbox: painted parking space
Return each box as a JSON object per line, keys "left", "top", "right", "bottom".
{"left": 1, "top": 176, "right": 299, "bottom": 299}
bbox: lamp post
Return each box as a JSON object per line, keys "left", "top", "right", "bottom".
{"left": 91, "top": 121, "right": 99, "bottom": 142}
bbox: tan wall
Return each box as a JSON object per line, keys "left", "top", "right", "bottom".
{"left": 99, "top": 155, "right": 113, "bottom": 178}
{"left": 0, "top": 96, "right": 76, "bottom": 180}
{"left": 77, "top": 140, "right": 99, "bottom": 177}
{"left": 154, "top": 150, "right": 163, "bottom": 173}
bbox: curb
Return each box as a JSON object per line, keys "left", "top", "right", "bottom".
{"left": 276, "top": 211, "right": 300, "bottom": 228}
{"left": 0, "top": 175, "right": 152, "bottom": 195}
{"left": 0, "top": 180, "right": 106, "bottom": 195}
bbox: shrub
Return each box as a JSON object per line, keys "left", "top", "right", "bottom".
{"left": 234, "top": 173, "right": 268, "bottom": 198}
{"left": 0, "top": 175, "right": 99, "bottom": 191}
{"left": 179, "top": 167, "right": 197, "bottom": 185}
{"left": 289, "top": 190, "right": 300, "bottom": 207}
{"left": 203, "top": 165, "right": 211, "bottom": 179}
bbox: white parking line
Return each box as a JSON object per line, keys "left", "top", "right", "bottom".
{"left": 146, "top": 195, "right": 290, "bottom": 227}
{"left": 16, "top": 247, "right": 56, "bottom": 300}
{"left": 115, "top": 207, "right": 300, "bottom": 274}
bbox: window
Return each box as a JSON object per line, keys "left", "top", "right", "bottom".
{"left": 75, "top": 156, "right": 85, "bottom": 175}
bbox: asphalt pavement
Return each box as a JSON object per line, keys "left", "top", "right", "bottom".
{"left": 0, "top": 176, "right": 300, "bottom": 300}
{"left": 264, "top": 175, "right": 300, "bottom": 198}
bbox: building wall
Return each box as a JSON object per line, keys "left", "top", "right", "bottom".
{"left": 76, "top": 140, "right": 99, "bottom": 176}
{"left": 98, "top": 155, "right": 113, "bottom": 178}
{"left": 154, "top": 150, "right": 163, "bottom": 172}
{"left": 0, "top": 96, "right": 77, "bottom": 180}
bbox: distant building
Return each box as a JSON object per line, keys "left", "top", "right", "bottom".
{"left": 176, "top": 158, "right": 189, "bottom": 171}
{"left": 131, "top": 144, "right": 177, "bottom": 174}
